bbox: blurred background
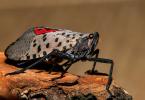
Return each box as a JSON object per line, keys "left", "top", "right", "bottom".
{"left": 0, "top": 0, "right": 145, "bottom": 99}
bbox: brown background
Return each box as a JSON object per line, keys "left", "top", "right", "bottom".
{"left": 0, "top": 0, "right": 145, "bottom": 99}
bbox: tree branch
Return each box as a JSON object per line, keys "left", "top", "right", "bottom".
{"left": 0, "top": 52, "right": 132, "bottom": 100}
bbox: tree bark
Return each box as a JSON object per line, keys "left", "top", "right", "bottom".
{"left": 0, "top": 52, "right": 132, "bottom": 100}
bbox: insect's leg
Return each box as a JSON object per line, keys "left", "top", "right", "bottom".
{"left": 48, "top": 60, "right": 69, "bottom": 74}
{"left": 60, "top": 61, "right": 75, "bottom": 77}
{"left": 17, "top": 61, "right": 27, "bottom": 66}
{"left": 51, "top": 50, "right": 78, "bottom": 76}
{"left": 48, "top": 64, "right": 54, "bottom": 74}
{"left": 17, "top": 60, "right": 34, "bottom": 66}
{"left": 53, "top": 60, "right": 75, "bottom": 77}
{"left": 91, "top": 49, "right": 99, "bottom": 73}
{"left": 49, "top": 49, "right": 77, "bottom": 80}
{"left": 86, "top": 57, "right": 114, "bottom": 97}
{"left": 5, "top": 53, "right": 52, "bottom": 76}
{"left": 46, "top": 49, "right": 75, "bottom": 74}
{"left": 48, "top": 49, "right": 74, "bottom": 74}
{"left": 51, "top": 61, "right": 74, "bottom": 81}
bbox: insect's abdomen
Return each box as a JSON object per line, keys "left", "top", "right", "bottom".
{"left": 5, "top": 28, "right": 36, "bottom": 61}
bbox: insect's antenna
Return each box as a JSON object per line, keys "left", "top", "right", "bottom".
{"left": 90, "top": 32, "right": 99, "bottom": 53}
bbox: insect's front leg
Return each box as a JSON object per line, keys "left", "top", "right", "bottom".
{"left": 85, "top": 49, "right": 101, "bottom": 75}
{"left": 86, "top": 49, "right": 100, "bottom": 74}
{"left": 86, "top": 57, "right": 114, "bottom": 98}
{"left": 92, "top": 49, "right": 99, "bottom": 71}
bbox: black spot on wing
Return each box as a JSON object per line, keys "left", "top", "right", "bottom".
{"left": 33, "top": 43, "right": 37, "bottom": 47}
{"left": 55, "top": 38, "right": 59, "bottom": 42}
{"left": 27, "top": 55, "right": 30, "bottom": 60}
{"left": 33, "top": 54, "right": 36, "bottom": 59}
{"left": 26, "top": 53, "right": 29, "bottom": 56}
{"left": 66, "top": 34, "right": 70, "bottom": 37}
{"left": 62, "top": 32, "right": 65, "bottom": 35}
{"left": 43, "top": 51, "right": 47, "bottom": 56}
{"left": 72, "top": 36, "right": 75, "bottom": 39}
{"left": 80, "top": 34, "right": 83, "bottom": 36}
{"left": 57, "top": 42, "right": 62, "bottom": 47}
{"left": 33, "top": 39, "right": 36, "bottom": 43}
{"left": 63, "top": 46, "right": 67, "bottom": 51}
{"left": 43, "top": 37, "right": 47, "bottom": 42}
{"left": 46, "top": 43, "right": 49, "bottom": 48}
{"left": 37, "top": 45, "right": 41, "bottom": 53}
{"left": 66, "top": 40, "right": 69, "bottom": 43}
{"left": 70, "top": 44, "right": 73, "bottom": 47}
{"left": 43, "top": 34, "right": 47, "bottom": 38}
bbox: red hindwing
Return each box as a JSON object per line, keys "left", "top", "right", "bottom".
{"left": 34, "top": 27, "right": 57, "bottom": 35}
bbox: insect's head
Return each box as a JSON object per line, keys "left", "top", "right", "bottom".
{"left": 73, "top": 32, "right": 99, "bottom": 55}
{"left": 87, "top": 32, "right": 99, "bottom": 53}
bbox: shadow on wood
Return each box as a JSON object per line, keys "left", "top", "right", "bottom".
{"left": 0, "top": 52, "right": 132, "bottom": 100}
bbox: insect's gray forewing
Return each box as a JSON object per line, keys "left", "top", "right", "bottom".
{"left": 23, "top": 30, "right": 87, "bottom": 60}
{"left": 5, "top": 28, "right": 36, "bottom": 61}
{"left": 5, "top": 27, "right": 88, "bottom": 61}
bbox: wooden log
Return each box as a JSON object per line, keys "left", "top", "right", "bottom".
{"left": 0, "top": 52, "right": 132, "bottom": 100}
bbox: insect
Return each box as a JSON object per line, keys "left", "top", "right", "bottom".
{"left": 5, "top": 26, "right": 114, "bottom": 97}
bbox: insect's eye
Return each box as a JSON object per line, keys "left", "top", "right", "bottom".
{"left": 89, "top": 34, "right": 94, "bottom": 39}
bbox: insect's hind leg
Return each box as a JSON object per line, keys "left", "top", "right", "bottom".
{"left": 17, "top": 60, "right": 31, "bottom": 66}
{"left": 5, "top": 53, "right": 53, "bottom": 76}
{"left": 5, "top": 49, "right": 75, "bottom": 77}
{"left": 86, "top": 57, "right": 114, "bottom": 98}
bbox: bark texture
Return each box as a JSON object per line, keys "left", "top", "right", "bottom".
{"left": 0, "top": 52, "right": 132, "bottom": 100}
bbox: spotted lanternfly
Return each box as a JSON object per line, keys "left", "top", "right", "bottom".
{"left": 5, "top": 26, "right": 114, "bottom": 97}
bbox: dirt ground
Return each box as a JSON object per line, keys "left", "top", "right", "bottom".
{"left": 0, "top": 0, "right": 145, "bottom": 99}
